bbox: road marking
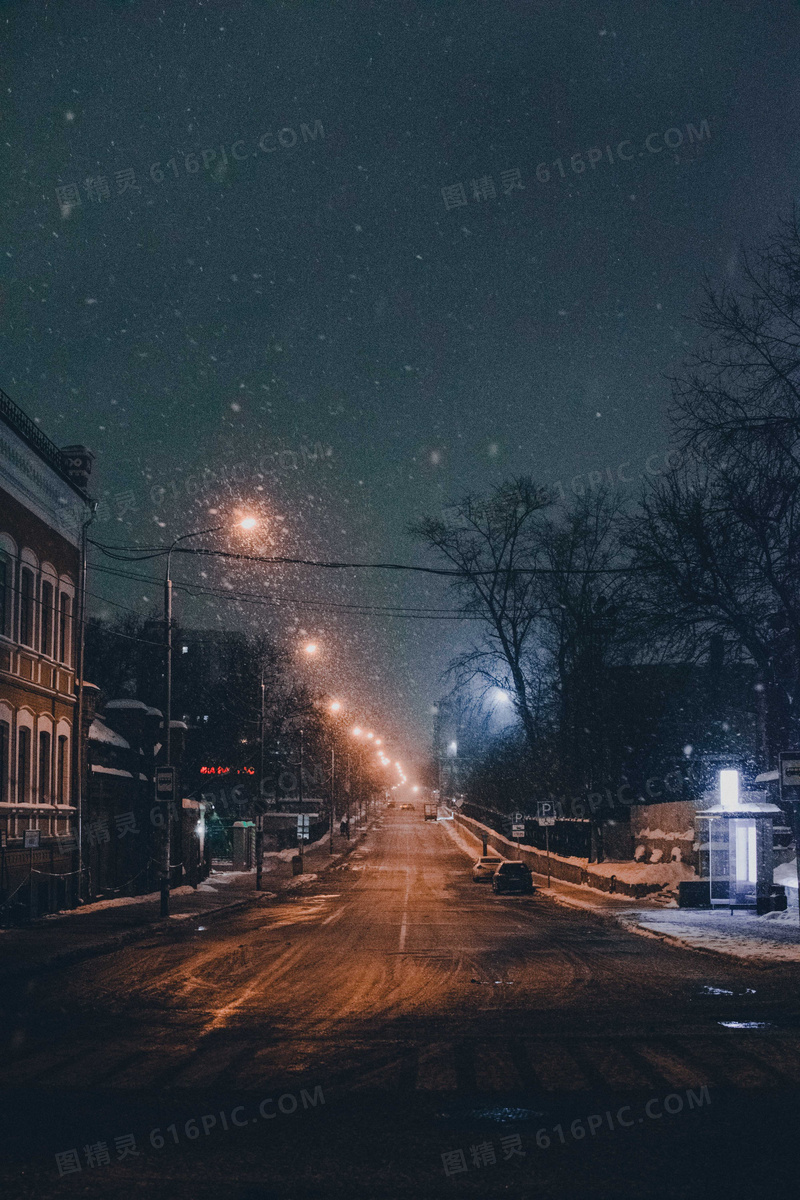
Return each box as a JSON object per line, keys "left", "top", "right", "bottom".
{"left": 322, "top": 906, "right": 345, "bottom": 926}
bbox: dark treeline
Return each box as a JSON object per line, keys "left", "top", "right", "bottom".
{"left": 416, "top": 211, "right": 800, "bottom": 818}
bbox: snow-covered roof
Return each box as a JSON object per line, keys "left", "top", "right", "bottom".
{"left": 90, "top": 765, "right": 133, "bottom": 778}
{"left": 146, "top": 706, "right": 163, "bottom": 718}
{"left": 697, "top": 802, "right": 782, "bottom": 816}
{"left": 88, "top": 719, "right": 130, "bottom": 749}
{"left": 105, "top": 700, "right": 150, "bottom": 712}
{"left": 755, "top": 770, "right": 780, "bottom": 784}
{"left": 170, "top": 719, "right": 188, "bottom": 730}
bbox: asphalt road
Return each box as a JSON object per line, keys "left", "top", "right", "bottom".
{"left": 2, "top": 807, "right": 800, "bottom": 1199}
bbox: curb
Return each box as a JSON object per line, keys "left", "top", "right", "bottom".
{"left": 0, "top": 821, "right": 376, "bottom": 983}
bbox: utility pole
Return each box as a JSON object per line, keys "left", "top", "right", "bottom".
{"left": 74, "top": 501, "right": 96, "bottom": 906}
{"left": 329, "top": 744, "right": 335, "bottom": 854}
{"left": 255, "top": 672, "right": 265, "bottom": 890}
{"left": 161, "top": 562, "right": 173, "bottom": 917}
{"left": 298, "top": 727, "right": 304, "bottom": 872}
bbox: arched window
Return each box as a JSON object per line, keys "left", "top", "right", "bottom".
{"left": 57, "top": 734, "right": 69, "bottom": 804}
{"left": 17, "top": 726, "right": 30, "bottom": 803}
{"left": 40, "top": 580, "right": 54, "bottom": 657}
{"left": 59, "top": 593, "right": 72, "bottom": 664}
{"left": 19, "top": 568, "right": 34, "bottom": 647}
{"left": 0, "top": 553, "right": 10, "bottom": 639}
{"left": 0, "top": 719, "right": 8, "bottom": 803}
{"left": 38, "top": 730, "right": 51, "bottom": 802}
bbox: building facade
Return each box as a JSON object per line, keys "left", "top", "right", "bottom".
{"left": 0, "top": 387, "right": 92, "bottom": 919}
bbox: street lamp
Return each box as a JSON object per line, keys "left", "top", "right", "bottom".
{"left": 160, "top": 515, "right": 256, "bottom": 916}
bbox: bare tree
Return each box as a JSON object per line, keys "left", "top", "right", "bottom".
{"left": 629, "top": 211, "right": 800, "bottom": 759}
{"left": 411, "top": 477, "right": 552, "bottom": 756}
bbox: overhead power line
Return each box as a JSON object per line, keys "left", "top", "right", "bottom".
{"left": 89, "top": 538, "right": 644, "bottom": 576}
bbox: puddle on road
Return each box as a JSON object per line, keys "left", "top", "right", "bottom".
{"left": 718, "top": 1020, "right": 774, "bottom": 1030}
{"left": 435, "top": 1104, "right": 544, "bottom": 1124}
{"left": 697, "top": 985, "right": 756, "bottom": 997}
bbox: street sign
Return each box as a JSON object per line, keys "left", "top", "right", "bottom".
{"left": 155, "top": 766, "right": 176, "bottom": 801}
{"left": 24, "top": 829, "right": 41, "bottom": 849}
{"left": 297, "top": 814, "right": 310, "bottom": 841}
{"left": 511, "top": 823, "right": 525, "bottom": 839}
{"left": 536, "top": 801, "right": 557, "bottom": 826}
{"left": 779, "top": 753, "right": 800, "bottom": 788}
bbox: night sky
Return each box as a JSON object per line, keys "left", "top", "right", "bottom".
{"left": 3, "top": 0, "right": 799, "bottom": 753}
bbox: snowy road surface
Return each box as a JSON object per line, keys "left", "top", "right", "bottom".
{"left": 2, "top": 808, "right": 800, "bottom": 1198}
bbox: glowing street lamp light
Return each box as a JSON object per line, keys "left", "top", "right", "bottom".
{"left": 720, "top": 769, "right": 740, "bottom": 811}
{"left": 304, "top": 642, "right": 318, "bottom": 656}
{"left": 238, "top": 516, "right": 258, "bottom": 530}
{"left": 330, "top": 700, "right": 342, "bottom": 713}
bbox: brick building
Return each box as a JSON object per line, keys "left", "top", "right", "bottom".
{"left": 0, "top": 387, "right": 93, "bottom": 919}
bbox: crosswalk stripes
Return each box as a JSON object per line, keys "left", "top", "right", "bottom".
{"left": 6, "top": 1033, "right": 799, "bottom": 1093}
{"left": 525, "top": 1042, "right": 590, "bottom": 1090}
{"left": 416, "top": 1042, "right": 459, "bottom": 1091}
{"left": 628, "top": 1041, "right": 707, "bottom": 1089}
{"left": 472, "top": 1042, "right": 517, "bottom": 1092}
{"left": 573, "top": 1042, "right": 654, "bottom": 1090}
{"left": 676, "top": 1038, "right": 784, "bottom": 1089}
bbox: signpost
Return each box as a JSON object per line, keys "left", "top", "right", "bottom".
{"left": 536, "top": 801, "right": 556, "bottom": 888}
{"left": 24, "top": 829, "right": 40, "bottom": 849}
{"left": 155, "top": 766, "right": 176, "bottom": 802}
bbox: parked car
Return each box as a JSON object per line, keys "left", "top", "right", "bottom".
{"left": 492, "top": 861, "right": 535, "bottom": 894}
{"left": 400, "top": 803, "right": 414, "bottom": 811}
{"left": 472, "top": 855, "right": 504, "bottom": 881}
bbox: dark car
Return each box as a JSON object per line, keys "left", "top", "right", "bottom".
{"left": 492, "top": 861, "right": 535, "bottom": 894}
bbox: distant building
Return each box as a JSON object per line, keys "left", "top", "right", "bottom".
{"left": 0, "top": 386, "right": 93, "bottom": 918}
{"left": 83, "top": 698, "right": 207, "bottom": 899}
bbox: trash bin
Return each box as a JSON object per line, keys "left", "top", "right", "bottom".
{"left": 292, "top": 854, "right": 304, "bottom": 876}
{"left": 232, "top": 821, "right": 255, "bottom": 872}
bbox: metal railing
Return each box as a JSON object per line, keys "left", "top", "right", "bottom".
{"left": 0, "top": 385, "right": 71, "bottom": 481}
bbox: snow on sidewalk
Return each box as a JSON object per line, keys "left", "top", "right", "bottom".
{"left": 619, "top": 903, "right": 800, "bottom": 963}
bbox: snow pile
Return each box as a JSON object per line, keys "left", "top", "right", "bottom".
{"left": 70, "top": 885, "right": 197, "bottom": 914}
{"left": 637, "top": 827, "right": 693, "bottom": 841}
{"left": 621, "top": 906, "right": 800, "bottom": 963}
{"left": 583, "top": 860, "right": 695, "bottom": 886}
{"left": 774, "top": 860, "right": 799, "bottom": 890}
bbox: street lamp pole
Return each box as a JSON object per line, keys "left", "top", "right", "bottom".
{"left": 161, "top": 524, "right": 223, "bottom": 918}
{"left": 256, "top": 670, "right": 265, "bottom": 890}
{"left": 329, "top": 744, "right": 335, "bottom": 854}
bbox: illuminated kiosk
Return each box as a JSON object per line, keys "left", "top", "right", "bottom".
{"left": 696, "top": 770, "right": 780, "bottom": 911}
